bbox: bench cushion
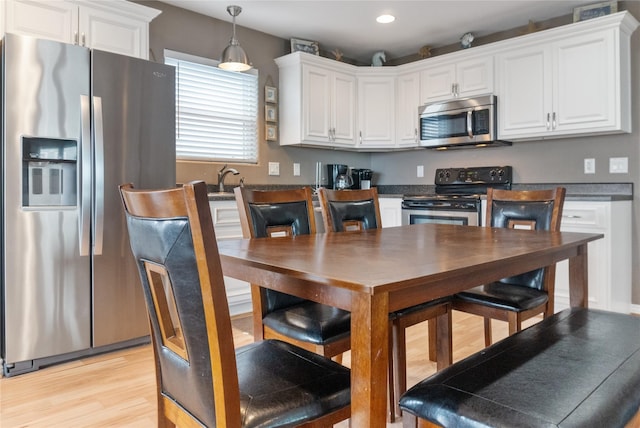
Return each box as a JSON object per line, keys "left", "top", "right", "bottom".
{"left": 400, "top": 308, "right": 640, "bottom": 428}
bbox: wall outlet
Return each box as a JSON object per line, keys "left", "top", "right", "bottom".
{"left": 268, "top": 162, "right": 280, "bottom": 176}
{"left": 584, "top": 158, "right": 595, "bottom": 174}
{"left": 293, "top": 163, "right": 300, "bottom": 176}
{"left": 417, "top": 165, "right": 424, "bottom": 178}
{"left": 609, "top": 157, "right": 628, "bottom": 174}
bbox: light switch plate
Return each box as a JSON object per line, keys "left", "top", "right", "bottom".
{"left": 268, "top": 162, "right": 280, "bottom": 176}
{"left": 584, "top": 158, "right": 595, "bottom": 174}
{"left": 417, "top": 165, "right": 424, "bottom": 178}
{"left": 293, "top": 163, "right": 300, "bottom": 176}
{"left": 609, "top": 157, "right": 628, "bottom": 174}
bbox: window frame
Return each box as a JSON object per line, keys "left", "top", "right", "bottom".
{"left": 165, "top": 49, "right": 259, "bottom": 164}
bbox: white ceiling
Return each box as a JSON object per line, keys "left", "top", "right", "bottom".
{"left": 161, "top": 0, "right": 598, "bottom": 63}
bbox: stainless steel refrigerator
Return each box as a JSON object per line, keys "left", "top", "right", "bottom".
{"left": 1, "top": 33, "right": 176, "bottom": 376}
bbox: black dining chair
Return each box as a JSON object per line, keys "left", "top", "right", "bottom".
{"left": 318, "top": 187, "right": 452, "bottom": 422}
{"left": 234, "top": 186, "right": 352, "bottom": 362}
{"left": 453, "top": 187, "right": 566, "bottom": 346}
{"left": 119, "top": 181, "right": 351, "bottom": 427}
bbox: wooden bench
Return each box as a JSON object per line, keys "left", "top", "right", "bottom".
{"left": 399, "top": 308, "right": 640, "bottom": 428}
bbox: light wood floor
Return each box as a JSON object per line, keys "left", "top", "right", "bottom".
{"left": 0, "top": 312, "right": 539, "bottom": 427}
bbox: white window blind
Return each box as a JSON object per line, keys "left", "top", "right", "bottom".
{"left": 165, "top": 50, "right": 258, "bottom": 163}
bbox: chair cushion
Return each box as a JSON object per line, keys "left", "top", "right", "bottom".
{"left": 263, "top": 301, "right": 351, "bottom": 345}
{"left": 399, "top": 308, "right": 640, "bottom": 428}
{"left": 237, "top": 339, "right": 351, "bottom": 427}
{"left": 455, "top": 282, "right": 548, "bottom": 312}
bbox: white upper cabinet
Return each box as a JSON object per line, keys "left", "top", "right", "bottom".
{"left": 420, "top": 56, "right": 493, "bottom": 104}
{"left": 276, "top": 53, "right": 357, "bottom": 148}
{"left": 395, "top": 71, "right": 421, "bottom": 148}
{"left": 2, "top": 0, "right": 160, "bottom": 59}
{"left": 275, "top": 11, "right": 637, "bottom": 151}
{"left": 496, "top": 12, "right": 637, "bottom": 140}
{"left": 357, "top": 72, "right": 396, "bottom": 149}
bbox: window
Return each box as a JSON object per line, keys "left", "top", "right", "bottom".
{"left": 165, "top": 50, "right": 258, "bottom": 163}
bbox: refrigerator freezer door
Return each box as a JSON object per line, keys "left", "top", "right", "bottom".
{"left": 2, "top": 34, "right": 91, "bottom": 365}
{"left": 90, "top": 50, "right": 176, "bottom": 347}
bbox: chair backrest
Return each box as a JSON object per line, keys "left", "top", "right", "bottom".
{"left": 486, "top": 187, "right": 566, "bottom": 290}
{"left": 234, "top": 186, "right": 316, "bottom": 238}
{"left": 119, "top": 181, "right": 241, "bottom": 427}
{"left": 318, "top": 188, "right": 382, "bottom": 232}
{"left": 234, "top": 186, "right": 315, "bottom": 312}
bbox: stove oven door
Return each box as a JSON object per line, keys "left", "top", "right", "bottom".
{"left": 401, "top": 206, "right": 479, "bottom": 227}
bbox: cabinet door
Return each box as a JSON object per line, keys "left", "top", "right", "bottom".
{"left": 553, "top": 30, "right": 616, "bottom": 133}
{"left": 379, "top": 198, "right": 402, "bottom": 228}
{"left": 79, "top": 5, "right": 146, "bottom": 58}
{"left": 209, "top": 200, "right": 251, "bottom": 316}
{"left": 456, "top": 56, "right": 493, "bottom": 97}
{"left": 396, "top": 72, "right": 420, "bottom": 147}
{"left": 5, "top": 0, "right": 77, "bottom": 44}
{"left": 420, "top": 63, "right": 455, "bottom": 103}
{"left": 358, "top": 76, "right": 395, "bottom": 148}
{"left": 331, "top": 71, "right": 357, "bottom": 146}
{"left": 303, "top": 64, "right": 333, "bottom": 142}
{"left": 496, "top": 44, "right": 552, "bottom": 138}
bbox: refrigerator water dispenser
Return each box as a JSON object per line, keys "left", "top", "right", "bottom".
{"left": 22, "top": 137, "right": 77, "bottom": 207}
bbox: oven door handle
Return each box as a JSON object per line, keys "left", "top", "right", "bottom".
{"left": 467, "top": 110, "right": 473, "bottom": 138}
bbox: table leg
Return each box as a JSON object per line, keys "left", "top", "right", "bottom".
{"left": 350, "top": 292, "right": 389, "bottom": 427}
{"left": 569, "top": 243, "right": 589, "bottom": 308}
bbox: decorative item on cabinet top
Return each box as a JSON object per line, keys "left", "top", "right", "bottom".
{"left": 371, "top": 51, "right": 386, "bottom": 66}
{"left": 574, "top": 1, "right": 617, "bottom": 22}
{"left": 290, "top": 38, "right": 320, "bottom": 55}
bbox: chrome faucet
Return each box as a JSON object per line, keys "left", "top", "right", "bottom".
{"left": 217, "top": 164, "right": 239, "bottom": 193}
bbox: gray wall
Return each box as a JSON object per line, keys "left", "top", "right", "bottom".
{"left": 139, "top": 1, "right": 638, "bottom": 304}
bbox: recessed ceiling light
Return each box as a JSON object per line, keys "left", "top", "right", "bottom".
{"left": 376, "top": 14, "right": 395, "bottom": 24}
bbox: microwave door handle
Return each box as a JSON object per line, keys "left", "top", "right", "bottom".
{"left": 467, "top": 110, "right": 473, "bottom": 138}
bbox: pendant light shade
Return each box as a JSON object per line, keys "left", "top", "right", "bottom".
{"left": 219, "top": 5, "right": 251, "bottom": 72}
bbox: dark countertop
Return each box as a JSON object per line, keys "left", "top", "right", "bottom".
{"left": 207, "top": 182, "right": 633, "bottom": 202}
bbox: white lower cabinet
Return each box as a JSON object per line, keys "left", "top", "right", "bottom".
{"left": 554, "top": 200, "right": 632, "bottom": 314}
{"left": 209, "top": 200, "right": 252, "bottom": 316}
{"left": 379, "top": 197, "right": 402, "bottom": 228}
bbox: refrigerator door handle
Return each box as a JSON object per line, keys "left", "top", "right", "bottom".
{"left": 93, "top": 96, "right": 105, "bottom": 255}
{"left": 79, "top": 95, "right": 92, "bottom": 256}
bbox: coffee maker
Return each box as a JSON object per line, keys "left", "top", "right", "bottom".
{"left": 327, "top": 164, "right": 349, "bottom": 189}
{"left": 351, "top": 168, "right": 373, "bottom": 189}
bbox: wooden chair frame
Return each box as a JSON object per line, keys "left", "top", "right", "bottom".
{"left": 318, "top": 187, "right": 452, "bottom": 422}
{"left": 453, "top": 187, "right": 566, "bottom": 346}
{"left": 234, "top": 186, "right": 351, "bottom": 360}
{"left": 120, "top": 181, "right": 350, "bottom": 428}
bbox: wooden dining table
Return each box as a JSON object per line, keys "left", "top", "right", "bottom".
{"left": 217, "top": 223, "right": 603, "bottom": 427}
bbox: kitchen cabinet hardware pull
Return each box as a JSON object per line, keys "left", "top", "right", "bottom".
{"left": 546, "top": 113, "right": 551, "bottom": 129}
{"left": 564, "top": 214, "right": 582, "bottom": 219}
{"left": 467, "top": 110, "right": 473, "bottom": 138}
{"left": 552, "top": 112, "right": 557, "bottom": 129}
{"left": 81, "top": 33, "right": 86, "bottom": 46}
{"left": 414, "top": 128, "right": 418, "bottom": 142}
{"left": 74, "top": 32, "right": 79, "bottom": 45}
{"left": 359, "top": 130, "right": 362, "bottom": 144}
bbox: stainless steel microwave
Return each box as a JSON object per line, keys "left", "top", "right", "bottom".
{"left": 418, "top": 95, "right": 510, "bottom": 149}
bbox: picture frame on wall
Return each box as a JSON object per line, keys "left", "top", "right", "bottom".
{"left": 573, "top": 1, "right": 617, "bottom": 22}
{"left": 266, "top": 124, "right": 278, "bottom": 141}
{"left": 265, "top": 104, "right": 277, "bottom": 122}
{"left": 290, "top": 38, "right": 320, "bottom": 55}
{"left": 265, "top": 86, "right": 277, "bottom": 104}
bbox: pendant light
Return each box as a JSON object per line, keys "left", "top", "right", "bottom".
{"left": 219, "top": 5, "right": 251, "bottom": 72}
